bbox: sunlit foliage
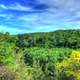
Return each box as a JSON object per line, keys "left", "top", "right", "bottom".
{"left": 0, "top": 30, "right": 80, "bottom": 80}
{"left": 56, "top": 51, "right": 80, "bottom": 80}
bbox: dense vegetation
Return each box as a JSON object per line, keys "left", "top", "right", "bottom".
{"left": 17, "top": 29, "right": 80, "bottom": 49}
{"left": 0, "top": 30, "right": 80, "bottom": 80}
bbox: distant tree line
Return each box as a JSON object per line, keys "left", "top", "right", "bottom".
{"left": 16, "top": 29, "right": 80, "bottom": 49}
{"left": 0, "top": 29, "right": 80, "bottom": 49}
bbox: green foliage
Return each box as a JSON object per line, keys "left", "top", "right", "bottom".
{"left": 56, "top": 51, "right": 80, "bottom": 80}
{"left": 24, "top": 47, "right": 71, "bottom": 80}
{"left": 0, "top": 38, "right": 45, "bottom": 80}
{"left": 0, "top": 30, "right": 80, "bottom": 80}
{"left": 17, "top": 30, "right": 80, "bottom": 49}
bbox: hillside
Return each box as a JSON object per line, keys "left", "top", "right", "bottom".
{"left": 17, "top": 29, "right": 80, "bottom": 49}
{"left": 0, "top": 29, "right": 80, "bottom": 80}
{"left": 0, "top": 29, "right": 80, "bottom": 49}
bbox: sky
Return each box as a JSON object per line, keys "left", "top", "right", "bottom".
{"left": 0, "top": 0, "right": 80, "bottom": 34}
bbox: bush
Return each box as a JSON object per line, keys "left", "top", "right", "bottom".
{"left": 56, "top": 51, "right": 80, "bottom": 80}
{"left": 0, "top": 66, "right": 16, "bottom": 80}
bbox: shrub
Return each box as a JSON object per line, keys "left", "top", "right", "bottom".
{"left": 56, "top": 51, "right": 80, "bottom": 80}
{"left": 0, "top": 66, "right": 16, "bottom": 80}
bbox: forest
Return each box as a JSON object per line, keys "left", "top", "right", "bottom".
{"left": 0, "top": 29, "right": 80, "bottom": 80}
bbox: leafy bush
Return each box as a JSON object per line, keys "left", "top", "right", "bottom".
{"left": 24, "top": 47, "right": 71, "bottom": 80}
{"left": 56, "top": 51, "right": 80, "bottom": 80}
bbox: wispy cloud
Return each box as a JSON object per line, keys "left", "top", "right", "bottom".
{"left": 0, "top": 4, "right": 7, "bottom": 9}
{"left": 0, "top": 14, "right": 14, "bottom": 20}
{"left": 0, "top": 3, "right": 32, "bottom": 11}
{"left": 37, "top": 0, "right": 80, "bottom": 21}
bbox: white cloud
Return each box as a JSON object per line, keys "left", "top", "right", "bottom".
{"left": 0, "top": 3, "right": 32, "bottom": 11}
{"left": 19, "top": 14, "right": 40, "bottom": 23}
{"left": 37, "top": 0, "right": 80, "bottom": 19}
{"left": 8, "top": 3, "right": 32, "bottom": 11}
{"left": 0, "top": 14, "right": 14, "bottom": 20}
{"left": 0, "top": 4, "right": 7, "bottom": 9}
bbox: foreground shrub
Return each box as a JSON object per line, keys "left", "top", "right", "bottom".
{"left": 0, "top": 66, "right": 16, "bottom": 80}
{"left": 56, "top": 51, "right": 80, "bottom": 80}
{"left": 24, "top": 47, "right": 71, "bottom": 80}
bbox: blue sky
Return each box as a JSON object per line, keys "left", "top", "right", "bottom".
{"left": 0, "top": 0, "right": 80, "bottom": 34}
